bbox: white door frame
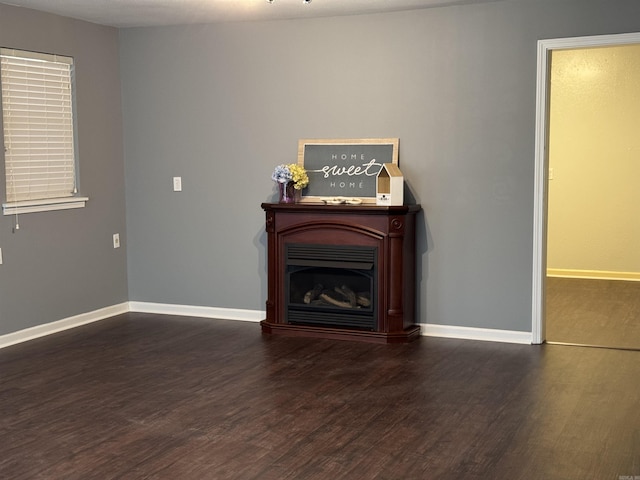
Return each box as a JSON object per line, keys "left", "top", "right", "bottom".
{"left": 531, "top": 31, "right": 640, "bottom": 344}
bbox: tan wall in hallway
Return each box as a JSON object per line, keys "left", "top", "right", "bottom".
{"left": 547, "top": 44, "right": 640, "bottom": 277}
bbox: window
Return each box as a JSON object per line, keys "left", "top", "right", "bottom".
{"left": 1, "top": 48, "right": 87, "bottom": 215}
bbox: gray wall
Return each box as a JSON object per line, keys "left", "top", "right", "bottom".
{"left": 3, "top": 0, "right": 638, "bottom": 338}
{"left": 0, "top": 4, "right": 128, "bottom": 335}
{"left": 120, "top": 0, "right": 640, "bottom": 333}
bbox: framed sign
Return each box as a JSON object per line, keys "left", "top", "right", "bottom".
{"left": 297, "top": 138, "right": 399, "bottom": 204}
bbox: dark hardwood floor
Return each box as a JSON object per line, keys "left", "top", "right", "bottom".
{"left": 546, "top": 277, "right": 640, "bottom": 349}
{"left": 1, "top": 313, "right": 639, "bottom": 479}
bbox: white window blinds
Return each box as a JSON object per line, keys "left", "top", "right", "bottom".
{"left": 1, "top": 48, "right": 77, "bottom": 203}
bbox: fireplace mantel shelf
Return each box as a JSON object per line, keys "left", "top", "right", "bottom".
{"left": 261, "top": 202, "right": 421, "bottom": 214}
{"left": 261, "top": 202, "right": 422, "bottom": 344}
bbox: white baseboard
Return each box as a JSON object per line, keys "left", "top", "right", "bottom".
{"left": 547, "top": 268, "right": 640, "bottom": 281}
{"left": 2, "top": 302, "right": 533, "bottom": 349}
{"left": 128, "top": 301, "right": 265, "bottom": 322}
{"left": 0, "top": 302, "right": 264, "bottom": 350}
{"left": 420, "top": 323, "right": 532, "bottom": 344}
{"left": 0, "top": 302, "right": 129, "bottom": 349}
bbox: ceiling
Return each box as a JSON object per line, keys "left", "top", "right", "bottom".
{"left": 1, "top": 0, "right": 504, "bottom": 28}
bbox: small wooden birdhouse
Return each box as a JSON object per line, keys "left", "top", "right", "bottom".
{"left": 376, "top": 163, "right": 404, "bottom": 206}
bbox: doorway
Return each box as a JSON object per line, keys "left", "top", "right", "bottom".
{"left": 532, "top": 32, "right": 640, "bottom": 347}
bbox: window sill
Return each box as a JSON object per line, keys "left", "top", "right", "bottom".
{"left": 2, "top": 197, "right": 89, "bottom": 215}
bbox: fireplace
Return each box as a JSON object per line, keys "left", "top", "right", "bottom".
{"left": 261, "top": 203, "right": 421, "bottom": 343}
{"left": 286, "top": 244, "right": 377, "bottom": 330}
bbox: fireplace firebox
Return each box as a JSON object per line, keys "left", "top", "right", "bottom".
{"left": 261, "top": 203, "right": 421, "bottom": 343}
{"left": 286, "top": 244, "right": 377, "bottom": 330}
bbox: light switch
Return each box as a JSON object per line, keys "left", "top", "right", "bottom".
{"left": 173, "top": 176, "right": 182, "bottom": 191}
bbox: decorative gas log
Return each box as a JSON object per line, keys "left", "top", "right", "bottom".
{"left": 335, "top": 285, "right": 357, "bottom": 308}
{"left": 303, "top": 284, "right": 371, "bottom": 310}
{"left": 356, "top": 293, "right": 371, "bottom": 307}
{"left": 319, "top": 291, "right": 353, "bottom": 308}
{"left": 304, "top": 284, "right": 323, "bottom": 304}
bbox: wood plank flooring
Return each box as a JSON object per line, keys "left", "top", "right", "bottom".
{"left": 1, "top": 313, "right": 639, "bottom": 479}
{"left": 546, "top": 277, "right": 640, "bottom": 349}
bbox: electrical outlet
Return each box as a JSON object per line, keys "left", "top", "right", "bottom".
{"left": 113, "top": 233, "right": 120, "bottom": 249}
{"left": 0, "top": 247, "right": 3, "bottom": 265}
{"left": 173, "top": 176, "right": 182, "bottom": 191}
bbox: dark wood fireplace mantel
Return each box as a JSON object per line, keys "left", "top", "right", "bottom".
{"left": 261, "top": 202, "right": 421, "bottom": 344}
